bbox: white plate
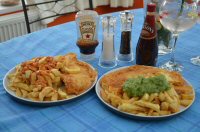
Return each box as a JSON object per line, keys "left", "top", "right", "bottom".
{"left": 3, "top": 63, "right": 98, "bottom": 106}
{"left": 95, "top": 66, "right": 195, "bottom": 120}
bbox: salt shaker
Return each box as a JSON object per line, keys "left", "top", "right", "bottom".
{"left": 117, "top": 11, "right": 134, "bottom": 62}
{"left": 99, "top": 15, "right": 117, "bottom": 68}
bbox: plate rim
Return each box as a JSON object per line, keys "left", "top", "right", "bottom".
{"left": 3, "top": 62, "right": 98, "bottom": 105}
{"left": 95, "top": 66, "right": 196, "bottom": 119}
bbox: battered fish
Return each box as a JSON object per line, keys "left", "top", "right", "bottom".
{"left": 61, "top": 53, "right": 97, "bottom": 95}
{"left": 100, "top": 65, "right": 193, "bottom": 94}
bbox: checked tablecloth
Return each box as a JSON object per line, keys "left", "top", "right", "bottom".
{"left": 0, "top": 9, "right": 200, "bottom": 132}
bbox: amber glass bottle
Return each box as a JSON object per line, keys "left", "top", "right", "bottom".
{"left": 136, "top": 3, "right": 158, "bottom": 66}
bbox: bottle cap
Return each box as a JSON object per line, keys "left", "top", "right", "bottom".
{"left": 147, "top": 3, "right": 156, "bottom": 12}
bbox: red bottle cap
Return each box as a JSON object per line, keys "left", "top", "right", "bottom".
{"left": 147, "top": 3, "right": 156, "bottom": 12}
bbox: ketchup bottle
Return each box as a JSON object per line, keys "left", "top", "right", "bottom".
{"left": 136, "top": 3, "right": 158, "bottom": 66}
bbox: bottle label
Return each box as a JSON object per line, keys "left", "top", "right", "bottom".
{"left": 140, "top": 22, "right": 156, "bottom": 39}
{"left": 79, "top": 16, "right": 96, "bottom": 40}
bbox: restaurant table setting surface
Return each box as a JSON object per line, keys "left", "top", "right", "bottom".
{"left": 0, "top": 9, "right": 200, "bottom": 132}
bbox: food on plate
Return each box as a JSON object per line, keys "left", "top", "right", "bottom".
{"left": 100, "top": 65, "right": 194, "bottom": 116}
{"left": 123, "top": 75, "right": 170, "bottom": 97}
{"left": 7, "top": 53, "right": 97, "bottom": 101}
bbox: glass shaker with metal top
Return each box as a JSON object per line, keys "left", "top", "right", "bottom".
{"left": 99, "top": 15, "right": 117, "bottom": 68}
{"left": 117, "top": 11, "right": 134, "bottom": 62}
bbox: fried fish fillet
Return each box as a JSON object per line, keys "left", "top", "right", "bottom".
{"left": 100, "top": 65, "right": 193, "bottom": 95}
{"left": 61, "top": 53, "right": 97, "bottom": 95}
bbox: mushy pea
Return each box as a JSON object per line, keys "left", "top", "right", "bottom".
{"left": 123, "top": 75, "right": 170, "bottom": 97}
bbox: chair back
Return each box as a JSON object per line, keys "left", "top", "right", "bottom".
{"left": 21, "top": 0, "right": 94, "bottom": 33}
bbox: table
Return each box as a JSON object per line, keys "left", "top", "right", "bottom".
{"left": 0, "top": 9, "right": 200, "bottom": 132}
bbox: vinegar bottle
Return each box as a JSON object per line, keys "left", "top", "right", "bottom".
{"left": 136, "top": 3, "right": 158, "bottom": 66}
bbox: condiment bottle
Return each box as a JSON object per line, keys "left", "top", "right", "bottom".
{"left": 75, "top": 10, "right": 99, "bottom": 61}
{"left": 117, "top": 11, "right": 134, "bottom": 62}
{"left": 99, "top": 15, "right": 117, "bottom": 68}
{"left": 136, "top": 3, "right": 158, "bottom": 66}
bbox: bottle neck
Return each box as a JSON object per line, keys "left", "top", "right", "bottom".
{"left": 145, "top": 11, "right": 156, "bottom": 25}
{"left": 147, "top": 12, "right": 156, "bottom": 16}
{"left": 140, "top": 10, "right": 157, "bottom": 39}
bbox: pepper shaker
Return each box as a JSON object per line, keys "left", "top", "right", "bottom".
{"left": 99, "top": 15, "right": 117, "bottom": 68}
{"left": 117, "top": 11, "right": 134, "bottom": 62}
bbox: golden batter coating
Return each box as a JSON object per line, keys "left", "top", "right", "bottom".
{"left": 61, "top": 54, "right": 97, "bottom": 95}
{"left": 100, "top": 65, "right": 192, "bottom": 95}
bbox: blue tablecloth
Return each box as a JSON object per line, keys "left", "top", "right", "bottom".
{"left": 0, "top": 9, "right": 200, "bottom": 132}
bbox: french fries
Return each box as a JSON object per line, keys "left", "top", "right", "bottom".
{"left": 7, "top": 54, "right": 97, "bottom": 102}
{"left": 134, "top": 100, "right": 160, "bottom": 112}
{"left": 101, "top": 86, "right": 194, "bottom": 116}
{"left": 118, "top": 103, "right": 148, "bottom": 112}
{"left": 180, "top": 100, "right": 193, "bottom": 107}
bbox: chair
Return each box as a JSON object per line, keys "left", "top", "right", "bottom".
{"left": 21, "top": 0, "right": 94, "bottom": 33}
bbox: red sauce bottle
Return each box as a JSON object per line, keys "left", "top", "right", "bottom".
{"left": 136, "top": 3, "right": 158, "bottom": 66}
